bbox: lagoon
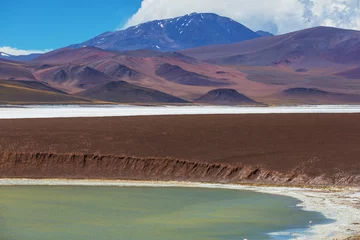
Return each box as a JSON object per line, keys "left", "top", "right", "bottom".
{"left": 0, "top": 185, "right": 329, "bottom": 240}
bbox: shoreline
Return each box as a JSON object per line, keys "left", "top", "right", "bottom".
{"left": 0, "top": 178, "right": 359, "bottom": 240}
{"left": 2, "top": 105, "right": 360, "bottom": 120}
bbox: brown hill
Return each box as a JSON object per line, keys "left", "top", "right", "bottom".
{"left": 0, "top": 59, "right": 35, "bottom": 80}
{"left": 0, "top": 80, "right": 92, "bottom": 104}
{"left": 195, "top": 89, "right": 258, "bottom": 105}
{"left": 76, "top": 81, "right": 188, "bottom": 104}
{"left": 38, "top": 65, "right": 117, "bottom": 92}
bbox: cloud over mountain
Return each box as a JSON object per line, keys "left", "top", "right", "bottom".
{"left": 124, "top": 0, "right": 360, "bottom": 34}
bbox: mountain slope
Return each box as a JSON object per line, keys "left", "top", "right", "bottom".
{"left": 69, "top": 13, "right": 260, "bottom": 51}
{"left": 183, "top": 26, "right": 360, "bottom": 68}
{"left": 76, "top": 81, "right": 188, "bottom": 103}
{"left": 0, "top": 59, "right": 36, "bottom": 80}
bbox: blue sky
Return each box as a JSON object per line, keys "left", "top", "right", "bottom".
{"left": 0, "top": 0, "right": 142, "bottom": 54}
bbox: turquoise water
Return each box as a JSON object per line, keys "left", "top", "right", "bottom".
{"left": 0, "top": 186, "right": 329, "bottom": 240}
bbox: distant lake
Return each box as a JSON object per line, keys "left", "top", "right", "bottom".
{"left": 0, "top": 186, "right": 329, "bottom": 240}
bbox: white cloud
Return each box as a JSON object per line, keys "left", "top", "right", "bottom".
{"left": 303, "top": 0, "right": 360, "bottom": 30}
{"left": 124, "top": 0, "right": 360, "bottom": 34}
{"left": 0, "top": 46, "right": 51, "bottom": 56}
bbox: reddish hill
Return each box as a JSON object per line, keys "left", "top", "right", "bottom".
{"left": 76, "top": 81, "right": 188, "bottom": 103}
{"left": 37, "top": 65, "right": 117, "bottom": 92}
{"left": 195, "top": 89, "right": 258, "bottom": 105}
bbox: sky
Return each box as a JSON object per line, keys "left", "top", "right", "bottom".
{"left": 0, "top": 0, "right": 142, "bottom": 55}
{"left": 1, "top": 0, "right": 360, "bottom": 55}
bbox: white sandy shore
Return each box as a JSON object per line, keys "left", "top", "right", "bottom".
{"left": 2, "top": 105, "right": 360, "bottom": 119}
{"left": 0, "top": 179, "right": 359, "bottom": 240}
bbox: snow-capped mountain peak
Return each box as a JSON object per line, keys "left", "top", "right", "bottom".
{"left": 69, "top": 13, "right": 260, "bottom": 52}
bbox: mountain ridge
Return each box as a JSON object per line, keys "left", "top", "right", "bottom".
{"left": 69, "top": 13, "right": 260, "bottom": 51}
{"left": 183, "top": 26, "right": 360, "bottom": 67}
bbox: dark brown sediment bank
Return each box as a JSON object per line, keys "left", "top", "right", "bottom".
{"left": 0, "top": 114, "right": 360, "bottom": 186}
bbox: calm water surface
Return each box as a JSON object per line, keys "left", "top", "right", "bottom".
{"left": 0, "top": 186, "right": 329, "bottom": 240}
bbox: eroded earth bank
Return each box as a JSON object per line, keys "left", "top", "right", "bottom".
{"left": 0, "top": 114, "right": 360, "bottom": 186}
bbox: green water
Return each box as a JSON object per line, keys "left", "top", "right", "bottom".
{"left": 0, "top": 186, "right": 328, "bottom": 240}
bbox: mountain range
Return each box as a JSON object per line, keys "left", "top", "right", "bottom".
{"left": 1, "top": 12, "right": 360, "bottom": 105}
